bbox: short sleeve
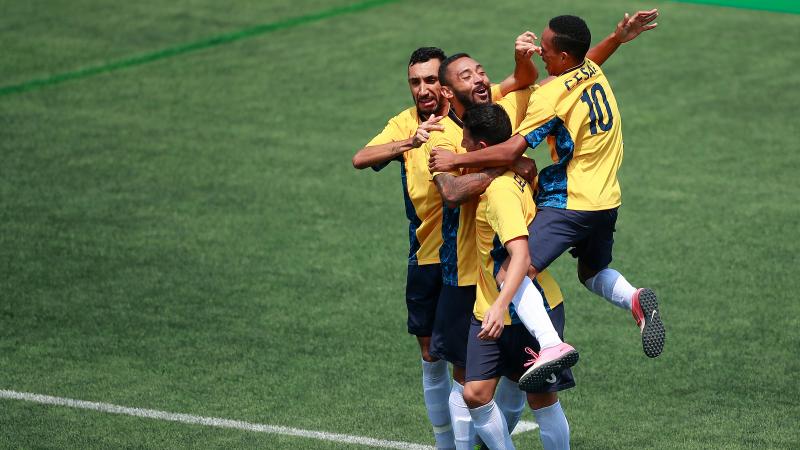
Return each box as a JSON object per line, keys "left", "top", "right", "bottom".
{"left": 426, "top": 132, "right": 460, "bottom": 180}
{"left": 486, "top": 185, "right": 529, "bottom": 245}
{"left": 515, "top": 91, "right": 558, "bottom": 149}
{"left": 366, "top": 117, "right": 408, "bottom": 171}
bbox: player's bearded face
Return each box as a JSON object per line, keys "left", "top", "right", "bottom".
{"left": 408, "top": 60, "right": 443, "bottom": 116}
{"left": 448, "top": 57, "right": 491, "bottom": 110}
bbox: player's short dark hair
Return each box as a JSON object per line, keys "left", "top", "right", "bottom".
{"left": 437, "top": 52, "right": 470, "bottom": 87}
{"left": 408, "top": 47, "right": 446, "bottom": 66}
{"left": 549, "top": 15, "right": 591, "bottom": 61}
{"left": 463, "top": 104, "right": 512, "bottom": 146}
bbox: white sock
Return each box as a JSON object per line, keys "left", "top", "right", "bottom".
{"left": 584, "top": 268, "right": 636, "bottom": 310}
{"left": 494, "top": 377, "right": 527, "bottom": 433}
{"left": 422, "top": 359, "right": 454, "bottom": 449}
{"left": 469, "top": 400, "right": 515, "bottom": 450}
{"left": 532, "top": 401, "right": 570, "bottom": 450}
{"left": 448, "top": 381, "right": 475, "bottom": 450}
{"left": 505, "top": 277, "right": 562, "bottom": 349}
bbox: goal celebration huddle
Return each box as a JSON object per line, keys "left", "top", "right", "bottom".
{"left": 353, "top": 10, "right": 665, "bottom": 450}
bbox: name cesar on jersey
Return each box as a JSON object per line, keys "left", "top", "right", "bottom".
{"left": 563, "top": 60, "right": 599, "bottom": 92}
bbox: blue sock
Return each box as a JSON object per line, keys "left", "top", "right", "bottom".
{"left": 422, "top": 359, "right": 454, "bottom": 449}
{"left": 532, "top": 400, "right": 570, "bottom": 450}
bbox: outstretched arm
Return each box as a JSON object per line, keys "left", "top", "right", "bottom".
{"left": 498, "top": 31, "right": 540, "bottom": 96}
{"left": 429, "top": 134, "right": 528, "bottom": 172}
{"left": 352, "top": 114, "right": 444, "bottom": 169}
{"left": 587, "top": 9, "right": 659, "bottom": 66}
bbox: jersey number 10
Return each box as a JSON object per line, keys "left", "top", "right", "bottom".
{"left": 580, "top": 84, "right": 613, "bottom": 135}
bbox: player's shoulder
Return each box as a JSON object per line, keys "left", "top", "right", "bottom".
{"left": 388, "top": 106, "right": 420, "bottom": 130}
{"left": 486, "top": 171, "right": 525, "bottom": 197}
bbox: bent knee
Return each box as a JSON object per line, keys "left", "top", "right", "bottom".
{"left": 463, "top": 384, "right": 493, "bottom": 409}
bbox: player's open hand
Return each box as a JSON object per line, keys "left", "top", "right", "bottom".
{"left": 478, "top": 304, "right": 506, "bottom": 340}
{"left": 614, "top": 8, "right": 659, "bottom": 44}
{"left": 515, "top": 31, "right": 541, "bottom": 60}
{"left": 429, "top": 147, "right": 457, "bottom": 173}
{"left": 412, "top": 114, "right": 445, "bottom": 148}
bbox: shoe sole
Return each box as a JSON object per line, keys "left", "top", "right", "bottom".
{"left": 638, "top": 289, "right": 665, "bottom": 358}
{"left": 517, "top": 349, "right": 579, "bottom": 392}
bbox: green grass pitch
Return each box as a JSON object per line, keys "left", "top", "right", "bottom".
{"left": 1, "top": 0, "right": 798, "bottom": 448}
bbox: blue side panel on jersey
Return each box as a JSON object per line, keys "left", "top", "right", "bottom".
{"left": 531, "top": 120, "right": 574, "bottom": 209}
{"left": 440, "top": 205, "right": 460, "bottom": 285}
{"left": 400, "top": 162, "right": 422, "bottom": 264}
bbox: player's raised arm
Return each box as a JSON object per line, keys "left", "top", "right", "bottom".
{"left": 586, "top": 9, "right": 659, "bottom": 66}
{"left": 498, "top": 31, "right": 540, "bottom": 96}
{"left": 352, "top": 114, "right": 444, "bottom": 169}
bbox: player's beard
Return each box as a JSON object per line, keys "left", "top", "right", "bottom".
{"left": 453, "top": 83, "right": 490, "bottom": 111}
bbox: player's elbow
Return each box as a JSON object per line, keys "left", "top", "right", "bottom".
{"left": 352, "top": 153, "right": 368, "bottom": 169}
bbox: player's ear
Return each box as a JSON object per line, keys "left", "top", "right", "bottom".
{"left": 440, "top": 86, "right": 454, "bottom": 100}
{"left": 479, "top": 140, "right": 490, "bottom": 149}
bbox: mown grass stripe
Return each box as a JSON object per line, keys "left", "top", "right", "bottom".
{"left": 0, "top": 0, "right": 400, "bottom": 97}
{"left": 672, "top": 0, "right": 800, "bottom": 14}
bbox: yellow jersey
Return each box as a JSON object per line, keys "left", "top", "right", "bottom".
{"left": 367, "top": 107, "right": 443, "bottom": 265}
{"left": 474, "top": 171, "right": 564, "bottom": 324}
{"left": 419, "top": 84, "right": 538, "bottom": 286}
{"left": 516, "top": 59, "right": 623, "bottom": 211}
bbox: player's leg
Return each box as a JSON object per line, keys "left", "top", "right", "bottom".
{"left": 431, "top": 284, "right": 476, "bottom": 449}
{"left": 494, "top": 376, "right": 527, "bottom": 434}
{"left": 514, "top": 208, "right": 585, "bottom": 391}
{"left": 407, "top": 264, "right": 454, "bottom": 449}
{"left": 575, "top": 208, "right": 665, "bottom": 357}
{"left": 512, "top": 303, "right": 575, "bottom": 450}
{"left": 464, "top": 317, "right": 515, "bottom": 450}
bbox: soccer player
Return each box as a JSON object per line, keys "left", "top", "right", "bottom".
{"left": 423, "top": 12, "right": 657, "bottom": 444}
{"left": 429, "top": 14, "right": 666, "bottom": 390}
{"left": 462, "top": 103, "right": 573, "bottom": 450}
{"left": 352, "top": 43, "right": 539, "bottom": 449}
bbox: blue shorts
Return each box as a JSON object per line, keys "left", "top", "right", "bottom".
{"left": 528, "top": 207, "right": 618, "bottom": 272}
{"left": 465, "top": 303, "right": 575, "bottom": 393}
{"left": 430, "top": 284, "right": 476, "bottom": 367}
{"left": 405, "top": 263, "right": 443, "bottom": 336}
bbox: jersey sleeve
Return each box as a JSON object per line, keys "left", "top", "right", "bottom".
{"left": 515, "top": 91, "right": 559, "bottom": 150}
{"left": 366, "top": 117, "right": 409, "bottom": 171}
{"left": 490, "top": 84, "right": 503, "bottom": 102}
{"left": 426, "top": 132, "right": 460, "bottom": 180}
{"left": 486, "top": 184, "right": 529, "bottom": 245}
{"left": 496, "top": 85, "right": 535, "bottom": 131}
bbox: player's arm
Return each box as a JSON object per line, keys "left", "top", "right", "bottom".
{"left": 429, "top": 134, "right": 528, "bottom": 172}
{"left": 478, "top": 236, "right": 530, "bottom": 340}
{"left": 498, "top": 31, "right": 540, "bottom": 96}
{"left": 586, "top": 9, "right": 659, "bottom": 66}
{"left": 352, "top": 114, "right": 445, "bottom": 169}
{"left": 433, "top": 168, "right": 505, "bottom": 208}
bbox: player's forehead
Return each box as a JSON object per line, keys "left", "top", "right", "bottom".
{"left": 449, "top": 57, "right": 483, "bottom": 77}
{"left": 408, "top": 60, "right": 441, "bottom": 79}
{"left": 541, "top": 27, "right": 555, "bottom": 47}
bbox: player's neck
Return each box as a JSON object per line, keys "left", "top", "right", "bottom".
{"left": 556, "top": 59, "right": 585, "bottom": 76}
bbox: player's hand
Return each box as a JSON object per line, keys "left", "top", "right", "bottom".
{"left": 478, "top": 304, "right": 506, "bottom": 340}
{"left": 515, "top": 31, "right": 541, "bottom": 60}
{"left": 429, "top": 147, "right": 458, "bottom": 172}
{"left": 614, "top": 9, "right": 659, "bottom": 44}
{"left": 511, "top": 157, "right": 537, "bottom": 184}
{"left": 412, "top": 114, "right": 445, "bottom": 148}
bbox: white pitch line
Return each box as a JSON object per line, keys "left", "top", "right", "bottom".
{"left": 0, "top": 389, "right": 539, "bottom": 448}
{"left": 512, "top": 420, "right": 539, "bottom": 435}
{"left": 0, "top": 389, "right": 433, "bottom": 450}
